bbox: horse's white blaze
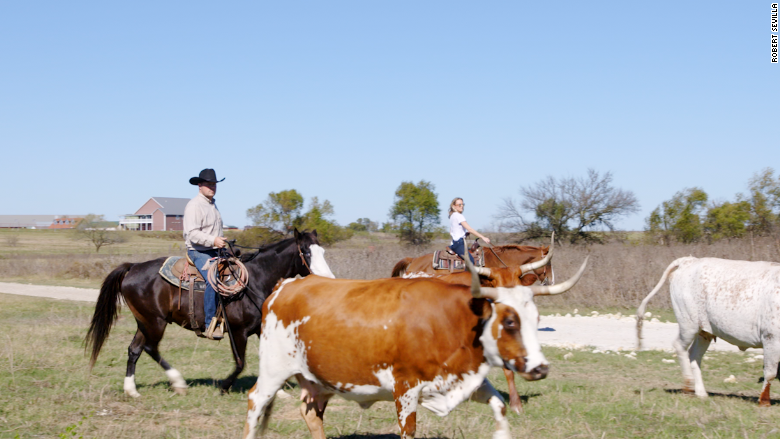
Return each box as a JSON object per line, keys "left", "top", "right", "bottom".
{"left": 309, "top": 245, "right": 335, "bottom": 278}
{"left": 165, "top": 368, "right": 187, "bottom": 389}
{"left": 124, "top": 375, "right": 141, "bottom": 398}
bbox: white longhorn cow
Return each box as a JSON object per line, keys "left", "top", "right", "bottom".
{"left": 637, "top": 257, "right": 780, "bottom": 406}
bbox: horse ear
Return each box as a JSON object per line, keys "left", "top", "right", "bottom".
{"left": 312, "top": 229, "right": 318, "bottom": 237}
{"left": 294, "top": 228, "right": 301, "bottom": 240}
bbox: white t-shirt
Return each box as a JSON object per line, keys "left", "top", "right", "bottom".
{"left": 449, "top": 212, "right": 467, "bottom": 242}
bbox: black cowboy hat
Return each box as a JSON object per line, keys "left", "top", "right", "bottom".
{"left": 189, "top": 168, "right": 225, "bottom": 185}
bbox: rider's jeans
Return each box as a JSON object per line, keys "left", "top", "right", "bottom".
{"left": 187, "top": 248, "right": 219, "bottom": 326}
{"left": 449, "top": 238, "right": 475, "bottom": 264}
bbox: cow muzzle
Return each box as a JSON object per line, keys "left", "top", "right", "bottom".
{"left": 518, "top": 363, "right": 549, "bottom": 381}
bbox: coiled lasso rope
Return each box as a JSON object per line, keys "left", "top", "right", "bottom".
{"left": 207, "top": 257, "right": 248, "bottom": 297}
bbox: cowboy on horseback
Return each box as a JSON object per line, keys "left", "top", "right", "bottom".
{"left": 183, "top": 168, "right": 227, "bottom": 340}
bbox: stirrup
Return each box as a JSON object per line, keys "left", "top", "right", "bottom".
{"left": 205, "top": 317, "right": 223, "bottom": 340}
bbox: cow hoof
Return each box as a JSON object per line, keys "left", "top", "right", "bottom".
{"left": 510, "top": 403, "right": 523, "bottom": 416}
{"left": 760, "top": 400, "right": 771, "bottom": 407}
{"left": 125, "top": 390, "right": 141, "bottom": 398}
{"left": 173, "top": 386, "right": 187, "bottom": 396}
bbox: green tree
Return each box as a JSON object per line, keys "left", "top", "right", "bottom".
{"left": 646, "top": 188, "right": 708, "bottom": 244}
{"left": 298, "top": 197, "right": 352, "bottom": 245}
{"left": 246, "top": 189, "right": 304, "bottom": 236}
{"left": 75, "top": 214, "right": 126, "bottom": 252}
{"left": 498, "top": 169, "right": 640, "bottom": 243}
{"left": 744, "top": 168, "right": 780, "bottom": 235}
{"left": 348, "top": 218, "right": 378, "bottom": 233}
{"left": 389, "top": 180, "right": 441, "bottom": 245}
{"left": 703, "top": 200, "right": 751, "bottom": 241}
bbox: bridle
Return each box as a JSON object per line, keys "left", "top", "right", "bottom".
{"left": 297, "top": 242, "right": 312, "bottom": 274}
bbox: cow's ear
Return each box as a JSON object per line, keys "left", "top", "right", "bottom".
{"left": 470, "top": 298, "right": 493, "bottom": 320}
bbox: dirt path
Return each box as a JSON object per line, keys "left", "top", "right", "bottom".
{"left": 0, "top": 282, "right": 759, "bottom": 354}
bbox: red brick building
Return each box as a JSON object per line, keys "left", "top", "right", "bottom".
{"left": 119, "top": 197, "right": 190, "bottom": 231}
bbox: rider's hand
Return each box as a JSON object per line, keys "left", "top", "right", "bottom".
{"left": 214, "top": 236, "right": 227, "bottom": 248}
{"left": 482, "top": 236, "right": 491, "bottom": 244}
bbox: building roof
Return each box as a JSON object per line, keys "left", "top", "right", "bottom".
{"left": 0, "top": 215, "right": 79, "bottom": 228}
{"left": 150, "top": 197, "right": 190, "bottom": 216}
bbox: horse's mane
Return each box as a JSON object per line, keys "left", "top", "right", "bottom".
{"left": 493, "top": 244, "right": 549, "bottom": 254}
{"left": 240, "top": 237, "right": 296, "bottom": 263}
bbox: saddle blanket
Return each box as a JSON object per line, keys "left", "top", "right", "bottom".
{"left": 159, "top": 256, "right": 208, "bottom": 292}
{"left": 432, "top": 249, "right": 484, "bottom": 271}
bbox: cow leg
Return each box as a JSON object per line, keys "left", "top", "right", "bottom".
{"left": 243, "top": 375, "right": 288, "bottom": 439}
{"left": 759, "top": 345, "right": 780, "bottom": 407}
{"left": 394, "top": 386, "right": 420, "bottom": 439}
{"left": 502, "top": 369, "right": 523, "bottom": 414}
{"left": 299, "top": 391, "right": 332, "bottom": 439}
{"left": 470, "top": 379, "right": 511, "bottom": 439}
{"left": 672, "top": 326, "right": 699, "bottom": 396}
{"left": 687, "top": 333, "right": 712, "bottom": 398}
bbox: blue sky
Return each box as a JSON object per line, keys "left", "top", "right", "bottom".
{"left": 2, "top": 2, "right": 777, "bottom": 232}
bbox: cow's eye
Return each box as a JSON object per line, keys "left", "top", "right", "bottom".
{"left": 503, "top": 318, "right": 519, "bottom": 330}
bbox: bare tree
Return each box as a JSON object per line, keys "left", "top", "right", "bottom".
{"left": 497, "top": 169, "right": 640, "bottom": 243}
{"left": 75, "top": 214, "right": 126, "bottom": 252}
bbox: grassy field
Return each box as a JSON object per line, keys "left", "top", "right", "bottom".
{"left": 2, "top": 293, "right": 780, "bottom": 438}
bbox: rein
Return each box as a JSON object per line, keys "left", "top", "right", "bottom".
{"left": 480, "top": 239, "right": 509, "bottom": 268}
{"left": 297, "top": 243, "right": 312, "bottom": 274}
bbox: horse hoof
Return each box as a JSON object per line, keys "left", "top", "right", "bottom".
{"left": 173, "top": 387, "right": 187, "bottom": 396}
{"left": 125, "top": 390, "right": 141, "bottom": 398}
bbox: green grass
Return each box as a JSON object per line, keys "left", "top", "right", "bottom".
{"left": 1, "top": 293, "right": 778, "bottom": 438}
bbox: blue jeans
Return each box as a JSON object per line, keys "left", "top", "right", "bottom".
{"left": 449, "top": 238, "right": 475, "bottom": 264}
{"left": 187, "top": 249, "right": 218, "bottom": 326}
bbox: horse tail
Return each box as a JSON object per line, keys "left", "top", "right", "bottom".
{"left": 86, "top": 262, "right": 134, "bottom": 370}
{"left": 391, "top": 258, "right": 413, "bottom": 277}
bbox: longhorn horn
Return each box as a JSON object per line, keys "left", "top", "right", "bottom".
{"left": 530, "top": 255, "right": 588, "bottom": 296}
{"left": 463, "top": 252, "right": 498, "bottom": 300}
{"left": 519, "top": 232, "right": 555, "bottom": 274}
{"left": 475, "top": 267, "right": 492, "bottom": 277}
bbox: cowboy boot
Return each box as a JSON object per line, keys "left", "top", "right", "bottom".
{"left": 206, "top": 317, "right": 223, "bottom": 340}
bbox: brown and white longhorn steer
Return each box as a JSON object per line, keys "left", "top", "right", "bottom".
{"left": 243, "top": 256, "right": 588, "bottom": 439}
{"left": 403, "top": 244, "right": 554, "bottom": 415}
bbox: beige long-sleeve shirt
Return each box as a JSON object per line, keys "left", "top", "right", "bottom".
{"left": 183, "top": 193, "right": 224, "bottom": 251}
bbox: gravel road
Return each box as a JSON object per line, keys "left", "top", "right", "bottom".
{"left": 0, "top": 281, "right": 759, "bottom": 354}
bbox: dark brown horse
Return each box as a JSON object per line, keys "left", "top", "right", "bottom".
{"left": 85, "top": 229, "right": 334, "bottom": 397}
